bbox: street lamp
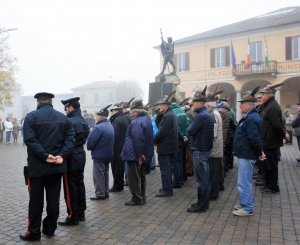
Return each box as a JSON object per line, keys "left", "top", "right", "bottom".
{"left": 6, "top": 28, "right": 18, "bottom": 32}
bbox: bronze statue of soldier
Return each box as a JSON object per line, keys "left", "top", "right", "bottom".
{"left": 159, "top": 30, "right": 176, "bottom": 75}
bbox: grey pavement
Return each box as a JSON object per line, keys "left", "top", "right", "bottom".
{"left": 0, "top": 139, "right": 300, "bottom": 244}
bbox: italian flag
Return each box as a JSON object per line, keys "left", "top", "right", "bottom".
{"left": 247, "top": 38, "right": 251, "bottom": 68}
{"left": 264, "top": 35, "right": 269, "bottom": 67}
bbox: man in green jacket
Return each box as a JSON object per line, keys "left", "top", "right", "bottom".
{"left": 170, "top": 98, "right": 189, "bottom": 188}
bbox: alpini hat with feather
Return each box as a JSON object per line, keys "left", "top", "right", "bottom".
{"left": 260, "top": 83, "right": 284, "bottom": 94}
{"left": 192, "top": 86, "right": 207, "bottom": 102}
{"left": 143, "top": 101, "right": 153, "bottom": 110}
{"left": 122, "top": 97, "right": 135, "bottom": 109}
{"left": 110, "top": 102, "right": 123, "bottom": 111}
{"left": 96, "top": 104, "right": 112, "bottom": 117}
{"left": 179, "top": 97, "right": 191, "bottom": 106}
{"left": 130, "top": 100, "right": 144, "bottom": 110}
{"left": 155, "top": 90, "right": 176, "bottom": 105}
{"left": 205, "top": 83, "right": 223, "bottom": 102}
{"left": 238, "top": 86, "right": 260, "bottom": 102}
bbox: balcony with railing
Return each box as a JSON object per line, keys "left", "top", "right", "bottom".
{"left": 233, "top": 60, "right": 277, "bottom": 78}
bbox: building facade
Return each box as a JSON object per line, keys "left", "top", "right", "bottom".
{"left": 155, "top": 7, "right": 300, "bottom": 120}
{"left": 71, "top": 80, "right": 117, "bottom": 114}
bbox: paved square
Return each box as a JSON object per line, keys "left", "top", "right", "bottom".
{"left": 0, "top": 140, "right": 300, "bottom": 244}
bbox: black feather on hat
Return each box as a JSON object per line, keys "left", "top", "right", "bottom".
{"left": 238, "top": 86, "right": 260, "bottom": 102}
{"left": 96, "top": 104, "right": 112, "bottom": 117}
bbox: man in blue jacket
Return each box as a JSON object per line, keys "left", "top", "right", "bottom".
{"left": 58, "top": 97, "right": 90, "bottom": 226}
{"left": 232, "top": 88, "right": 265, "bottom": 216}
{"left": 87, "top": 105, "right": 114, "bottom": 200}
{"left": 20, "top": 92, "right": 75, "bottom": 242}
{"left": 187, "top": 86, "right": 214, "bottom": 213}
{"left": 121, "top": 100, "right": 154, "bottom": 205}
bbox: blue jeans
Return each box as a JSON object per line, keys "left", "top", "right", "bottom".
{"left": 124, "top": 161, "right": 128, "bottom": 184}
{"left": 6, "top": 131, "right": 11, "bottom": 143}
{"left": 237, "top": 158, "right": 255, "bottom": 213}
{"left": 173, "top": 146, "right": 183, "bottom": 186}
{"left": 159, "top": 154, "right": 174, "bottom": 194}
{"left": 193, "top": 151, "right": 211, "bottom": 210}
{"left": 150, "top": 150, "right": 156, "bottom": 168}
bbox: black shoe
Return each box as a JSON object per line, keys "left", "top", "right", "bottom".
{"left": 109, "top": 188, "right": 122, "bottom": 193}
{"left": 90, "top": 196, "right": 105, "bottom": 200}
{"left": 186, "top": 173, "right": 194, "bottom": 177}
{"left": 173, "top": 185, "right": 182, "bottom": 189}
{"left": 125, "top": 201, "right": 143, "bottom": 206}
{"left": 261, "top": 188, "right": 279, "bottom": 194}
{"left": 58, "top": 218, "right": 79, "bottom": 226}
{"left": 78, "top": 213, "right": 85, "bottom": 221}
{"left": 150, "top": 167, "right": 156, "bottom": 170}
{"left": 187, "top": 206, "right": 206, "bottom": 213}
{"left": 210, "top": 197, "right": 218, "bottom": 201}
{"left": 228, "top": 165, "right": 233, "bottom": 169}
{"left": 42, "top": 230, "right": 54, "bottom": 237}
{"left": 297, "top": 158, "right": 300, "bottom": 162}
{"left": 260, "top": 186, "right": 268, "bottom": 190}
{"left": 105, "top": 194, "right": 109, "bottom": 198}
{"left": 219, "top": 187, "right": 225, "bottom": 191}
{"left": 20, "top": 233, "right": 40, "bottom": 242}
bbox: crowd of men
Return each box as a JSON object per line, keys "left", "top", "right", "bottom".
{"left": 20, "top": 82, "right": 297, "bottom": 241}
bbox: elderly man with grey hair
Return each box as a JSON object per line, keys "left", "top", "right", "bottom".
{"left": 284, "top": 109, "right": 294, "bottom": 145}
{"left": 232, "top": 87, "right": 265, "bottom": 216}
{"left": 205, "top": 92, "right": 223, "bottom": 200}
{"left": 121, "top": 100, "right": 153, "bottom": 206}
{"left": 259, "top": 83, "right": 289, "bottom": 194}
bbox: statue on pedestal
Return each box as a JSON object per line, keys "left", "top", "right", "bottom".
{"left": 159, "top": 29, "right": 176, "bottom": 75}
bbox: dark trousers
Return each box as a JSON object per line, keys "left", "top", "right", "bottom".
{"left": 219, "top": 159, "right": 224, "bottom": 189}
{"left": 159, "top": 154, "right": 174, "bottom": 194}
{"left": 0, "top": 130, "right": 3, "bottom": 142}
{"left": 182, "top": 146, "right": 187, "bottom": 181}
{"left": 209, "top": 158, "right": 221, "bottom": 198}
{"left": 26, "top": 173, "right": 62, "bottom": 239}
{"left": 225, "top": 137, "right": 234, "bottom": 167}
{"left": 263, "top": 148, "right": 280, "bottom": 192}
{"left": 111, "top": 152, "right": 124, "bottom": 190}
{"left": 128, "top": 161, "right": 146, "bottom": 204}
{"left": 173, "top": 146, "right": 183, "bottom": 186}
{"left": 286, "top": 130, "right": 293, "bottom": 144}
{"left": 63, "top": 169, "right": 86, "bottom": 222}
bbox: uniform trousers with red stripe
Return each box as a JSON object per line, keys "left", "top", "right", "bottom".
{"left": 27, "top": 173, "right": 62, "bottom": 239}
{"left": 63, "top": 169, "right": 86, "bottom": 221}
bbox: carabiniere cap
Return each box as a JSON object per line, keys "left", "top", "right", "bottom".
{"left": 34, "top": 92, "right": 54, "bottom": 99}
{"left": 61, "top": 97, "right": 80, "bottom": 106}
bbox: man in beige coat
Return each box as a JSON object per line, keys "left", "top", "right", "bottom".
{"left": 205, "top": 92, "right": 223, "bottom": 200}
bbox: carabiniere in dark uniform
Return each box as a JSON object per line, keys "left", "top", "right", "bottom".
{"left": 20, "top": 92, "right": 75, "bottom": 242}
{"left": 58, "top": 97, "right": 90, "bottom": 226}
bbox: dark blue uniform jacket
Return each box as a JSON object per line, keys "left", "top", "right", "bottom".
{"left": 121, "top": 111, "right": 154, "bottom": 162}
{"left": 188, "top": 106, "right": 214, "bottom": 152}
{"left": 86, "top": 119, "right": 114, "bottom": 163}
{"left": 24, "top": 103, "right": 76, "bottom": 178}
{"left": 233, "top": 108, "right": 262, "bottom": 160}
{"left": 66, "top": 109, "right": 90, "bottom": 171}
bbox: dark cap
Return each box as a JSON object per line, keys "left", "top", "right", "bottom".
{"left": 34, "top": 92, "right": 54, "bottom": 99}
{"left": 130, "top": 100, "right": 144, "bottom": 109}
{"left": 96, "top": 104, "right": 112, "bottom": 117}
{"left": 192, "top": 86, "right": 207, "bottom": 102}
{"left": 110, "top": 103, "right": 123, "bottom": 111}
{"left": 61, "top": 97, "right": 80, "bottom": 106}
{"left": 238, "top": 86, "right": 260, "bottom": 102}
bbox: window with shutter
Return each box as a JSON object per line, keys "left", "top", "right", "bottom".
{"left": 293, "top": 36, "right": 300, "bottom": 60}
{"left": 210, "top": 49, "right": 215, "bottom": 68}
{"left": 286, "top": 37, "right": 292, "bottom": 61}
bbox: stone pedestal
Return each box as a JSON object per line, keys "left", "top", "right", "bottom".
{"left": 150, "top": 74, "right": 181, "bottom": 101}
